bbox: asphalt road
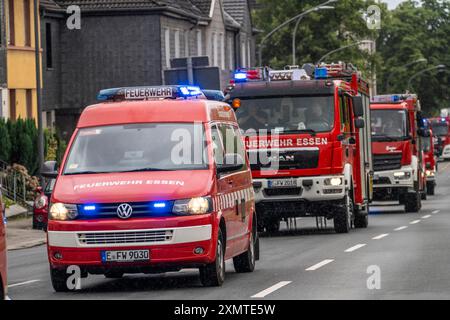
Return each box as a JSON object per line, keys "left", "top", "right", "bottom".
{"left": 7, "top": 162, "right": 450, "bottom": 300}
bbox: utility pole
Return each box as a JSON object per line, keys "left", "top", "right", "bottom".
{"left": 34, "top": 0, "right": 44, "bottom": 180}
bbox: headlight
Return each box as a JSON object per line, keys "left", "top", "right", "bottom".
{"left": 425, "top": 170, "right": 435, "bottom": 177}
{"left": 34, "top": 195, "right": 48, "bottom": 210}
{"left": 173, "top": 197, "right": 212, "bottom": 215}
{"left": 393, "top": 171, "right": 411, "bottom": 179}
{"left": 49, "top": 203, "right": 78, "bottom": 220}
{"left": 324, "top": 177, "right": 343, "bottom": 186}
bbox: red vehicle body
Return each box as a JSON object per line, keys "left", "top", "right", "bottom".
{"left": 32, "top": 179, "right": 55, "bottom": 231}
{"left": 421, "top": 122, "right": 437, "bottom": 195}
{"left": 429, "top": 117, "right": 450, "bottom": 159}
{"left": 44, "top": 86, "right": 257, "bottom": 291}
{"left": 228, "top": 63, "right": 373, "bottom": 233}
{"left": 0, "top": 191, "right": 7, "bottom": 299}
{"left": 370, "top": 94, "right": 426, "bottom": 211}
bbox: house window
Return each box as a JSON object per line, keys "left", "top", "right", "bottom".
{"left": 164, "top": 28, "right": 170, "bottom": 68}
{"left": 196, "top": 29, "right": 202, "bottom": 56}
{"left": 45, "top": 23, "right": 53, "bottom": 68}
{"left": 9, "top": 89, "right": 16, "bottom": 120}
{"left": 174, "top": 30, "right": 180, "bottom": 58}
{"left": 247, "top": 40, "right": 251, "bottom": 68}
{"left": 26, "top": 89, "right": 32, "bottom": 118}
{"left": 220, "top": 33, "right": 225, "bottom": 70}
{"left": 212, "top": 32, "right": 218, "bottom": 66}
{"left": 184, "top": 31, "right": 190, "bottom": 57}
{"left": 228, "top": 36, "right": 234, "bottom": 70}
{"left": 241, "top": 41, "right": 246, "bottom": 68}
{"left": 8, "top": 0, "right": 15, "bottom": 45}
{"left": 24, "top": 0, "right": 31, "bottom": 46}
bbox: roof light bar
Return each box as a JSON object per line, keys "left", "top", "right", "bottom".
{"left": 97, "top": 85, "right": 205, "bottom": 102}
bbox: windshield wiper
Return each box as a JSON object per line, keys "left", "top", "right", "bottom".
{"left": 64, "top": 171, "right": 108, "bottom": 175}
{"left": 277, "top": 129, "right": 317, "bottom": 136}
{"left": 118, "top": 168, "right": 176, "bottom": 173}
{"left": 372, "top": 135, "right": 400, "bottom": 142}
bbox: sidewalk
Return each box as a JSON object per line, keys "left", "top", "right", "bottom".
{"left": 6, "top": 215, "right": 47, "bottom": 251}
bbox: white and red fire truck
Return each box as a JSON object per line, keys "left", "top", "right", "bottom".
{"left": 227, "top": 62, "right": 373, "bottom": 233}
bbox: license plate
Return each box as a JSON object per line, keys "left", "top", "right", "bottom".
{"left": 101, "top": 250, "right": 150, "bottom": 263}
{"left": 268, "top": 179, "right": 299, "bottom": 188}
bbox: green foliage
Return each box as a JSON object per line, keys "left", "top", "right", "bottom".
{"left": 0, "top": 118, "right": 11, "bottom": 163}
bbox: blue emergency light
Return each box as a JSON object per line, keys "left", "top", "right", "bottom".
{"left": 314, "top": 67, "right": 328, "bottom": 79}
{"left": 153, "top": 202, "right": 167, "bottom": 209}
{"left": 83, "top": 205, "right": 96, "bottom": 212}
{"left": 97, "top": 85, "right": 204, "bottom": 101}
{"left": 234, "top": 72, "right": 248, "bottom": 83}
{"left": 391, "top": 95, "right": 400, "bottom": 102}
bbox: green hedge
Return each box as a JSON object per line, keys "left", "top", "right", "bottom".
{"left": 0, "top": 118, "right": 67, "bottom": 175}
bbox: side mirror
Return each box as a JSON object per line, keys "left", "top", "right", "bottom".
{"left": 354, "top": 118, "right": 365, "bottom": 129}
{"left": 36, "top": 186, "right": 43, "bottom": 193}
{"left": 41, "top": 161, "right": 58, "bottom": 179}
{"left": 217, "top": 153, "right": 245, "bottom": 174}
{"left": 352, "top": 96, "right": 364, "bottom": 117}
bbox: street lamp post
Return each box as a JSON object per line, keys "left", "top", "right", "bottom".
{"left": 385, "top": 58, "right": 427, "bottom": 92}
{"left": 407, "top": 64, "right": 446, "bottom": 91}
{"left": 34, "top": 0, "right": 44, "bottom": 181}
{"left": 316, "top": 40, "right": 374, "bottom": 65}
{"left": 292, "top": 6, "right": 335, "bottom": 66}
{"left": 257, "top": 0, "right": 338, "bottom": 66}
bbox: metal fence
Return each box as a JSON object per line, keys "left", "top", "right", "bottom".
{"left": 0, "top": 160, "right": 33, "bottom": 211}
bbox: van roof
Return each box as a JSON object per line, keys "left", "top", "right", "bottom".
{"left": 77, "top": 99, "right": 237, "bottom": 128}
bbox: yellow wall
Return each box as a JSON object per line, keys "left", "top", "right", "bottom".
{"left": 6, "top": 0, "right": 41, "bottom": 122}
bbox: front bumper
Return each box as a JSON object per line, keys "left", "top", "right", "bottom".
{"left": 373, "top": 166, "right": 414, "bottom": 190}
{"left": 48, "top": 216, "right": 216, "bottom": 268}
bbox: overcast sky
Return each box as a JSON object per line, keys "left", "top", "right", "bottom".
{"left": 382, "top": 0, "right": 406, "bottom": 9}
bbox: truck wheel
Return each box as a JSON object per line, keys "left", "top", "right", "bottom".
{"left": 427, "top": 183, "right": 435, "bottom": 195}
{"left": 404, "top": 192, "right": 421, "bottom": 213}
{"left": 264, "top": 219, "right": 280, "bottom": 233}
{"left": 334, "top": 193, "right": 353, "bottom": 233}
{"left": 421, "top": 191, "right": 427, "bottom": 200}
{"left": 50, "top": 267, "right": 72, "bottom": 292}
{"left": 354, "top": 211, "right": 369, "bottom": 228}
{"left": 199, "top": 229, "right": 225, "bottom": 287}
{"left": 233, "top": 227, "right": 256, "bottom": 273}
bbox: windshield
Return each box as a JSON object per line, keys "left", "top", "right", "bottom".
{"left": 431, "top": 123, "right": 448, "bottom": 136}
{"left": 421, "top": 136, "right": 431, "bottom": 153}
{"left": 234, "top": 95, "right": 334, "bottom": 134}
{"left": 371, "top": 109, "right": 409, "bottom": 140}
{"left": 64, "top": 123, "right": 207, "bottom": 175}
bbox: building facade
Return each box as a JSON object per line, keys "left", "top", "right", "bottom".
{"left": 0, "top": 0, "right": 41, "bottom": 121}
{"left": 39, "top": 0, "right": 256, "bottom": 139}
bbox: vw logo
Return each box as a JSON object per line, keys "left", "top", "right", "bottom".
{"left": 117, "top": 203, "right": 133, "bottom": 219}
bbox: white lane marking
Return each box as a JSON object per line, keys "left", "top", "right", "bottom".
{"left": 345, "top": 244, "right": 366, "bottom": 252}
{"left": 251, "top": 281, "right": 292, "bottom": 298}
{"left": 8, "top": 279, "right": 41, "bottom": 288}
{"left": 394, "top": 226, "right": 408, "bottom": 231}
{"left": 305, "top": 259, "right": 335, "bottom": 271}
{"left": 421, "top": 215, "right": 431, "bottom": 219}
{"left": 432, "top": 210, "right": 440, "bottom": 214}
{"left": 410, "top": 220, "right": 421, "bottom": 224}
{"left": 372, "top": 233, "right": 389, "bottom": 240}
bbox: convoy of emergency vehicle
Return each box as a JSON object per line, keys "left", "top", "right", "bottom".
{"left": 0, "top": 60, "right": 440, "bottom": 294}
{"left": 227, "top": 62, "right": 373, "bottom": 233}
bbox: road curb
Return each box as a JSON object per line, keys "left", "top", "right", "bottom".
{"left": 7, "top": 238, "right": 47, "bottom": 251}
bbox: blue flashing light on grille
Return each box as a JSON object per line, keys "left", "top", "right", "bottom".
{"left": 314, "top": 67, "right": 328, "bottom": 79}
{"left": 83, "top": 205, "right": 96, "bottom": 211}
{"left": 153, "top": 202, "right": 167, "bottom": 209}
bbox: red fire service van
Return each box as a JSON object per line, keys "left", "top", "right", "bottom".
{"left": 227, "top": 62, "right": 373, "bottom": 233}
{"left": 370, "top": 94, "right": 426, "bottom": 211}
{"left": 0, "top": 190, "right": 7, "bottom": 300}
{"left": 429, "top": 117, "right": 450, "bottom": 160}
{"left": 421, "top": 120, "right": 437, "bottom": 195}
{"left": 42, "top": 85, "right": 258, "bottom": 291}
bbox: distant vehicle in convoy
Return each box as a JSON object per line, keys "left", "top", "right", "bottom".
{"left": 421, "top": 121, "right": 437, "bottom": 195}
{"left": 32, "top": 178, "right": 55, "bottom": 231}
{"left": 0, "top": 190, "right": 7, "bottom": 300}
{"left": 370, "top": 94, "right": 426, "bottom": 212}
{"left": 227, "top": 62, "right": 373, "bottom": 233}
{"left": 43, "top": 85, "right": 258, "bottom": 291}
{"left": 429, "top": 117, "right": 450, "bottom": 160}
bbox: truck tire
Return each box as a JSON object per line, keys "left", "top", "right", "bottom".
{"left": 421, "top": 190, "right": 427, "bottom": 200}
{"left": 427, "top": 182, "right": 435, "bottom": 195}
{"left": 354, "top": 211, "right": 369, "bottom": 228}
{"left": 233, "top": 227, "right": 256, "bottom": 273}
{"left": 199, "top": 229, "right": 225, "bottom": 287}
{"left": 405, "top": 192, "right": 421, "bottom": 213}
{"left": 50, "top": 267, "right": 72, "bottom": 292}
{"left": 334, "top": 193, "right": 353, "bottom": 233}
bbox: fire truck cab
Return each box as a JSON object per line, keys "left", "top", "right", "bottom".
{"left": 421, "top": 120, "right": 437, "bottom": 195}
{"left": 43, "top": 85, "right": 257, "bottom": 291}
{"left": 429, "top": 117, "right": 450, "bottom": 160}
{"left": 370, "top": 94, "right": 426, "bottom": 212}
{"left": 228, "top": 62, "right": 373, "bottom": 233}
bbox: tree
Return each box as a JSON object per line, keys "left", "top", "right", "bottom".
{"left": 0, "top": 118, "right": 11, "bottom": 163}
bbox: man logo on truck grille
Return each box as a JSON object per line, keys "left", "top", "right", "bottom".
{"left": 117, "top": 203, "right": 133, "bottom": 219}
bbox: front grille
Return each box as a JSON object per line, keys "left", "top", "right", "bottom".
{"left": 77, "top": 230, "right": 173, "bottom": 245}
{"left": 373, "top": 154, "right": 402, "bottom": 171}
{"left": 264, "top": 187, "right": 302, "bottom": 196}
{"left": 374, "top": 177, "right": 391, "bottom": 185}
{"left": 249, "top": 149, "right": 319, "bottom": 171}
{"left": 77, "top": 201, "right": 174, "bottom": 219}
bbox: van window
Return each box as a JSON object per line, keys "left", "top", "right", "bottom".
{"left": 64, "top": 123, "right": 208, "bottom": 174}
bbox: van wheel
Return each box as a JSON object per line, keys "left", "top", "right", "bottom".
{"left": 233, "top": 227, "right": 256, "bottom": 273}
{"left": 334, "top": 193, "right": 353, "bottom": 233}
{"left": 104, "top": 271, "right": 124, "bottom": 279}
{"left": 405, "top": 191, "right": 421, "bottom": 213}
{"left": 0, "top": 278, "right": 5, "bottom": 300}
{"left": 50, "top": 267, "right": 72, "bottom": 292}
{"left": 199, "top": 229, "right": 225, "bottom": 287}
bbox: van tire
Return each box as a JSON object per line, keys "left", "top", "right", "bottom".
{"left": 0, "top": 277, "right": 4, "bottom": 300}
{"left": 233, "top": 226, "right": 256, "bottom": 273}
{"left": 50, "top": 267, "right": 72, "bottom": 292}
{"left": 199, "top": 229, "right": 225, "bottom": 287}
